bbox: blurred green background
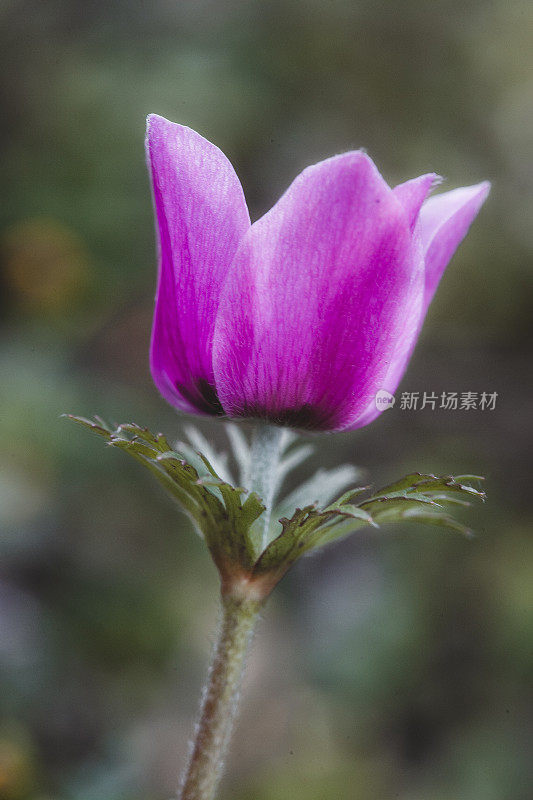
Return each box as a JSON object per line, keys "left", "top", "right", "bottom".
{"left": 1, "top": 1, "right": 532, "bottom": 798}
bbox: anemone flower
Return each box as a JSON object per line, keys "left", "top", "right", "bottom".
{"left": 146, "top": 114, "right": 489, "bottom": 432}
{"left": 67, "top": 117, "right": 491, "bottom": 800}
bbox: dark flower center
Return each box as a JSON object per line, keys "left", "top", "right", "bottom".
{"left": 176, "top": 379, "right": 225, "bottom": 416}
{"left": 240, "top": 403, "right": 333, "bottom": 431}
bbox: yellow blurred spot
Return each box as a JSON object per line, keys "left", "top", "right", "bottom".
{"left": 0, "top": 735, "right": 35, "bottom": 799}
{"left": 2, "top": 218, "right": 90, "bottom": 314}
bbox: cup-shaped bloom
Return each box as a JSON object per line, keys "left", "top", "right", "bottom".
{"left": 146, "top": 114, "right": 489, "bottom": 432}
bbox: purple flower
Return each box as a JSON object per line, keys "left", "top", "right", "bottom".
{"left": 146, "top": 114, "right": 489, "bottom": 432}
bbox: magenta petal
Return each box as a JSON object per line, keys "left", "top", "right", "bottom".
{"left": 213, "top": 152, "right": 424, "bottom": 431}
{"left": 146, "top": 114, "right": 250, "bottom": 414}
{"left": 393, "top": 173, "right": 439, "bottom": 231}
{"left": 418, "top": 181, "right": 490, "bottom": 311}
{"left": 351, "top": 179, "right": 490, "bottom": 429}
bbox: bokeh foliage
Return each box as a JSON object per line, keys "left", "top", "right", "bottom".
{"left": 1, "top": 2, "right": 532, "bottom": 799}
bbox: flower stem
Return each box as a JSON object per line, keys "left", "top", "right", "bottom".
{"left": 247, "top": 422, "right": 286, "bottom": 550}
{"left": 178, "top": 595, "right": 263, "bottom": 800}
{"left": 178, "top": 422, "right": 285, "bottom": 799}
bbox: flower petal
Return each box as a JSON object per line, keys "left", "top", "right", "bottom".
{"left": 351, "top": 180, "right": 490, "bottom": 429}
{"left": 418, "top": 181, "right": 490, "bottom": 310}
{"left": 393, "top": 173, "right": 439, "bottom": 231}
{"left": 146, "top": 114, "right": 250, "bottom": 415}
{"left": 213, "top": 152, "right": 424, "bottom": 431}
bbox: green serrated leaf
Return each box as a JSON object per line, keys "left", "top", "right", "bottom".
{"left": 324, "top": 486, "right": 372, "bottom": 509}
{"left": 297, "top": 516, "right": 370, "bottom": 552}
{"left": 254, "top": 501, "right": 367, "bottom": 576}
{"left": 372, "top": 473, "right": 485, "bottom": 503}
{"left": 253, "top": 470, "right": 484, "bottom": 583}
{"left": 394, "top": 507, "right": 473, "bottom": 537}
{"left": 428, "top": 493, "right": 472, "bottom": 507}
{"left": 372, "top": 472, "right": 435, "bottom": 494}
{"left": 67, "top": 417, "right": 485, "bottom": 600}
{"left": 414, "top": 477, "right": 485, "bottom": 501}
{"left": 67, "top": 415, "right": 264, "bottom": 577}
{"left": 362, "top": 490, "right": 443, "bottom": 506}
{"left": 336, "top": 504, "right": 377, "bottom": 525}
{"left": 258, "top": 505, "right": 312, "bottom": 558}
{"left": 64, "top": 414, "right": 113, "bottom": 437}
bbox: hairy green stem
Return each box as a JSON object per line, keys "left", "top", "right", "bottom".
{"left": 178, "top": 596, "right": 262, "bottom": 800}
{"left": 247, "top": 422, "right": 286, "bottom": 550}
{"left": 178, "top": 423, "right": 284, "bottom": 800}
